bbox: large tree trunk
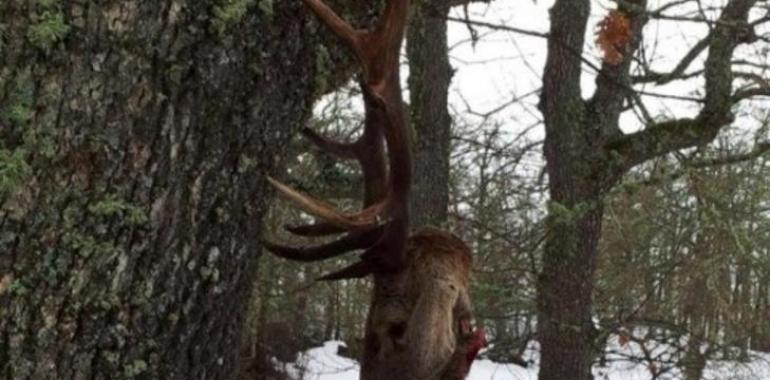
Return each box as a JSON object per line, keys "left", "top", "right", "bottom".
{"left": 535, "top": 2, "right": 603, "bottom": 379}
{"left": 0, "top": 2, "right": 319, "bottom": 378}
{"left": 534, "top": 0, "right": 756, "bottom": 378}
{"left": 536, "top": 198, "right": 604, "bottom": 380}
{"left": 407, "top": 0, "right": 453, "bottom": 228}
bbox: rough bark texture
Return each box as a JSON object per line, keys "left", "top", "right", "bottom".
{"left": 407, "top": 0, "right": 453, "bottom": 229}
{"left": 536, "top": 3, "right": 601, "bottom": 379}
{"left": 0, "top": 1, "right": 332, "bottom": 378}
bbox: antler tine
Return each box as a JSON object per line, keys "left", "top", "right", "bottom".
{"left": 265, "top": 0, "right": 411, "bottom": 281}
{"left": 319, "top": 217, "right": 408, "bottom": 280}
{"left": 276, "top": 91, "right": 387, "bottom": 239}
{"left": 263, "top": 225, "right": 386, "bottom": 262}
{"left": 332, "top": 93, "right": 412, "bottom": 280}
{"left": 301, "top": 127, "right": 358, "bottom": 160}
{"left": 267, "top": 177, "right": 385, "bottom": 230}
{"left": 302, "top": 91, "right": 388, "bottom": 207}
{"left": 303, "top": 0, "right": 361, "bottom": 50}
{"left": 303, "top": 0, "right": 408, "bottom": 87}
{"left": 284, "top": 87, "right": 390, "bottom": 230}
{"left": 341, "top": 1, "right": 404, "bottom": 89}
{"left": 284, "top": 222, "right": 346, "bottom": 237}
{"left": 343, "top": 0, "right": 412, "bottom": 278}
{"left": 373, "top": 0, "right": 410, "bottom": 60}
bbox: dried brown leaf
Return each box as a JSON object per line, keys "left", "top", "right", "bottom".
{"left": 596, "top": 10, "right": 632, "bottom": 65}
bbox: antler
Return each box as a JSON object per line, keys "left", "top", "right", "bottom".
{"left": 265, "top": 0, "right": 412, "bottom": 280}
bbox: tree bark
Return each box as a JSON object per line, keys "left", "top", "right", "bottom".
{"left": 0, "top": 2, "right": 322, "bottom": 378}
{"left": 536, "top": 2, "right": 602, "bottom": 379}
{"left": 407, "top": 0, "right": 453, "bottom": 228}
{"left": 535, "top": 0, "right": 756, "bottom": 379}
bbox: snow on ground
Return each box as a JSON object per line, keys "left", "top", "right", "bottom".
{"left": 278, "top": 342, "right": 358, "bottom": 380}
{"left": 280, "top": 339, "right": 770, "bottom": 380}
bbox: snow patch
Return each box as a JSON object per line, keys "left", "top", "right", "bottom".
{"left": 281, "top": 339, "right": 770, "bottom": 380}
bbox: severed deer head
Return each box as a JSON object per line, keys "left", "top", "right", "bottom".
{"left": 263, "top": 0, "right": 485, "bottom": 378}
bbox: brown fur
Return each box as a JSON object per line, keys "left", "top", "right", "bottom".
{"left": 361, "top": 228, "right": 478, "bottom": 380}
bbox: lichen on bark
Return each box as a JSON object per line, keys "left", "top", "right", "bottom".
{"left": 0, "top": 1, "right": 345, "bottom": 378}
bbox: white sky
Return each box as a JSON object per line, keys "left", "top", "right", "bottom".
{"left": 444, "top": 0, "right": 769, "bottom": 141}
{"left": 315, "top": 0, "right": 769, "bottom": 175}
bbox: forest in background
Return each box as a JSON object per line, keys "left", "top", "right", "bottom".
{"left": 245, "top": 92, "right": 770, "bottom": 380}
{"left": 0, "top": 0, "right": 768, "bottom": 379}
{"left": 243, "top": 1, "right": 770, "bottom": 379}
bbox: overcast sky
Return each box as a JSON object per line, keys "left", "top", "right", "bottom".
{"left": 315, "top": 0, "right": 769, "bottom": 174}
{"left": 444, "top": 0, "right": 769, "bottom": 142}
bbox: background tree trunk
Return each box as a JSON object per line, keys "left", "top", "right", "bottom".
{"left": 407, "top": 0, "right": 453, "bottom": 229}
{"left": 535, "top": 0, "right": 756, "bottom": 378}
{"left": 536, "top": 2, "right": 603, "bottom": 379}
{"left": 0, "top": 2, "right": 320, "bottom": 378}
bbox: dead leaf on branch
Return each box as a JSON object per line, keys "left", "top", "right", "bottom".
{"left": 596, "top": 10, "right": 632, "bottom": 65}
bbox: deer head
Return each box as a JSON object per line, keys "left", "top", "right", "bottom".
{"left": 263, "top": 0, "right": 484, "bottom": 378}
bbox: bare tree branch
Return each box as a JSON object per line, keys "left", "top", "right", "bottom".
{"left": 606, "top": 0, "right": 760, "bottom": 170}
{"left": 631, "top": 35, "right": 711, "bottom": 84}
